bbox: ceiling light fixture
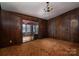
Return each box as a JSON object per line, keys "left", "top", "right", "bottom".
{"left": 44, "top": 2, "right": 53, "bottom": 12}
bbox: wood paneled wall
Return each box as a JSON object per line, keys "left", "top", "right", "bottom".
{"left": 1, "top": 11, "right": 22, "bottom": 47}
{"left": 0, "top": 10, "right": 48, "bottom": 47}
{"left": 39, "top": 20, "right": 48, "bottom": 38}
{"left": 48, "top": 8, "right": 79, "bottom": 43}
{"left": 0, "top": 5, "right": 2, "bottom": 42}
{"left": 4, "top": 10, "right": 48, "bottom": 38}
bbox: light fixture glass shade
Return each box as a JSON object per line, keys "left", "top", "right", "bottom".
{"left": 44, "top": 2, "right": 53, "bottom": 12}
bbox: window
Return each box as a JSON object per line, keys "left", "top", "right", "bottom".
{"left": 26, "top": 25, "right": 31, "bottom": 32}
{"left": 22, "top": 24, "right": 31, "bottom": 33}
{"left": 22, "top": 24, "right": 26, "bottom": 33}
{"left": 22, "top": 23, "right": 39, "bottom": 36}
{"left": 33, "top": 24, "right": 39, "bottom": 34}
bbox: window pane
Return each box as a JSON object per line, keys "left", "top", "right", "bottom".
{"left": 33, "top": 25, "right": 39, "bottom": 34}
{"left": 36, "top": 25, "right": 39, "bottom": 34}
{"left": 22, "top": 24, "right": 26, "bottom": 33}
{"left": 33, "top": 25, "right": 36, "bottom": 33}
{"left": 27, "top": 25, "right": 31, "bottom": 32}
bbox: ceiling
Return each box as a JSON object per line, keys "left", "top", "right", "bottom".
{"left": 1, "top": 2, "right": 79, "bottom": 20}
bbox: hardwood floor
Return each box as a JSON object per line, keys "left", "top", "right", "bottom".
{"left": 23, "top": 36, "right": 33, "bottom": 43}
{"left": 0, "top": 38, "right": 79, "bottom": 56}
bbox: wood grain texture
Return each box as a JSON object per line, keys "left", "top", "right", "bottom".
{"left": 3, "top": 10, "right": 48, "bottom": 39}
{"left": 0, "top": 10, "right": 48, "bottom": 47}
{"left": 48, "top": 8, "right": 79, "bottom": 43}
{"left": 0, "top": 38, "right": 79, "bottom": 56}
{"left": 0, "top": 11, "right": 22, "bottom": 47}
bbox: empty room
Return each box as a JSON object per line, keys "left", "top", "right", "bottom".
{"left": 0, "top": 2, "right": 79, "bottom": 56}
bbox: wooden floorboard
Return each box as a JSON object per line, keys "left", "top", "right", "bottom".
{"left": 0, "top": 38, "right": 79, "bottom": 56}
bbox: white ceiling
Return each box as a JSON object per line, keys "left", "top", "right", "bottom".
{"left": 1, "top": 2, "right": 79, "bottom": 20}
